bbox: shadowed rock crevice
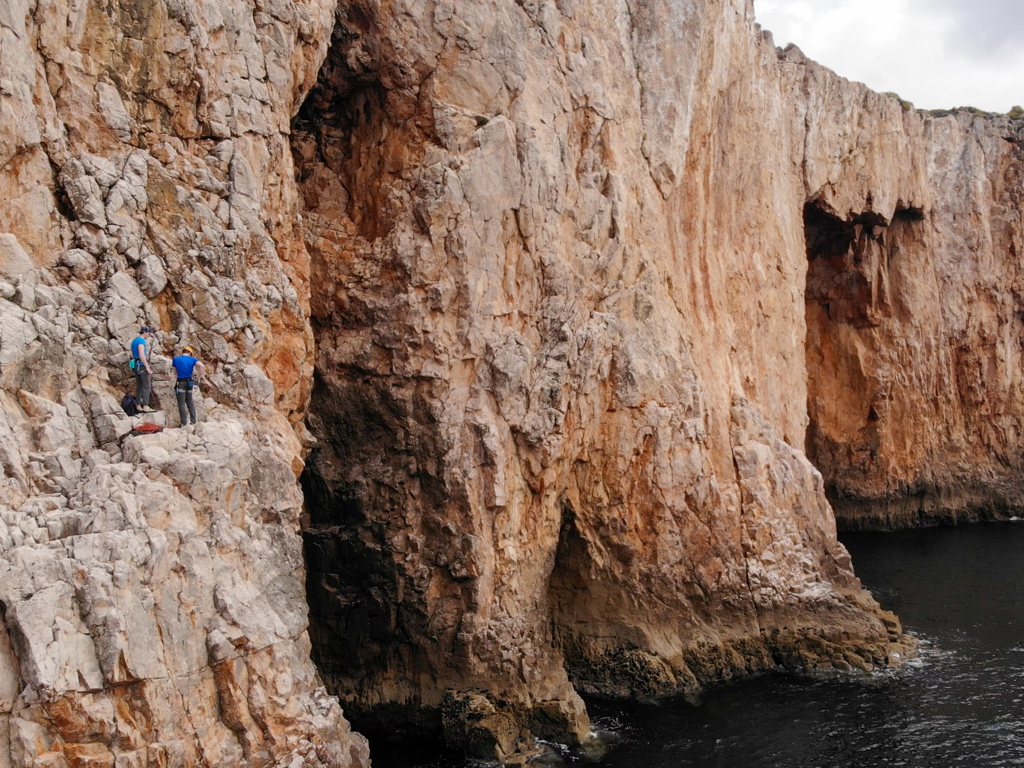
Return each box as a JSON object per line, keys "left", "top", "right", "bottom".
{"left": 803, "top": 200, "right": 913, "bottom": 330}
{"left": 547, "top": 516, "right": 692, "bottom": 702}
{"left": 804, "top": 199, "right": 921, "bottom": 525}
{"left": 545, "top": 504, "right": 672, "bottom": 701}
{"left": 802, "top": 194, "right": 1024, "bottom": 529}
{"left": 300, "top": 372, "right": 445, "bottom": 736}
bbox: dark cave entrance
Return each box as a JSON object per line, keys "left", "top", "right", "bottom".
{"left": 290, "top": 4, "right": 411, "bottom": 734}
{"left": 803, "top": 198, "right": 924, "bottom": 521}
{"left": 546, "top": 503, "right": 590, "bottom": 668}
{"left": 804, "top": 201, "right": 889, "bottom": 329}
{"left": 298, "top": 374, "right": 436, "bottom": 736}
{"left": 290, "top": 2, "right": 452, "bottom": 740}
{"left": 545, "top": 502, "right": 618, "bottom": 697}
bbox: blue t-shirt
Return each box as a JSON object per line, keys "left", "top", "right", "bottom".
{"left": 172, "top": 355, "right": 198, "bottom": 379}
{"left": 131, "top": 336, "right": 148, "bottom": 360}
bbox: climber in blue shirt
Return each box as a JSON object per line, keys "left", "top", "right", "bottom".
{"left": 130, "top": 326, "right": 155, "bottom": 412}
{"left": 171, "top": 345, "right": 206, "bottom": 426}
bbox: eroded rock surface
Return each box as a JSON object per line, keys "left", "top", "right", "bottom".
{"left": 0, "top": 0, "right": 368, "bottom": 761}
{"left": 2, "top": 0, "right": 1021, "bottom": 761}
{"left": 801, "top": 92, "right": 1024, "bottom": 529}
{"left": 291, "top": 0, "right": 947, "bottom": 751}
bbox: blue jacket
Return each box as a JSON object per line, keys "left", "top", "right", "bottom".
{"left": 172, "top": 355, "right": 199, "bottom": 379}
{"left": 131, "top": 336, "right": 148, "bottom": 361}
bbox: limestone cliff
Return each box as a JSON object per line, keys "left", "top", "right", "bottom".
{"left": 293, "top": 0, "right": 934, "bottom": 753}
{"left": 798, "top": 72, "right": 1024, "bottom": 529}
{"left": 0, "top": 0, "right": 369, "bottom": 762}
{"left": 0, "top": 0, "right": 1020, "bottom": 763}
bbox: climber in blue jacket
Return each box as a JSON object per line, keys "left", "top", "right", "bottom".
{"left": 171, "top": 345, "right": 206, "bottom": 426}
{"left": 130, "top": 326, "right": 155, "bottom": 412}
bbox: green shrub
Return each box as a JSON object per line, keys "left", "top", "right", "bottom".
{"left": 928, "top": 106, "right": 1000, "bottom": 119}
{"left": 884, "top": 92, "right": 914, "bottom": 111}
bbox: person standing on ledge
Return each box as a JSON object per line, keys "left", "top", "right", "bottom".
{"left": 172, "top": 345, "right": 206, "bottom": 427}
{"left": 130, "top": 326, "right": 156, "bottom": 413}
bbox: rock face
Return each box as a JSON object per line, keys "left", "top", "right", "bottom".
{"left": 292, "top": 0, "right": 987, "bottom": 750}
{"left": 802, "top": 99, "right": 1024, "bottom": 529}
{"left": 0, "top": 0, "right": 369, "bottom": 761}
{"left": 1, "top": 0, "right": 1020, "bottom": 763}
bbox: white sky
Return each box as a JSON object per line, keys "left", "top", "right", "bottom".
{"left": 754, "top": 0, "right": 1024, "bottom": 113}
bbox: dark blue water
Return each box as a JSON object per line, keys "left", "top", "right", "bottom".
{"left": 371, "top": 523, "right": 1024, "bottom": 767}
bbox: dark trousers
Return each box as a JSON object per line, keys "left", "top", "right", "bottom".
{"left": 176, "top": 380, "right": 196, "bottom": 425}
{"left": 134, "top": 367, "right": 151, "bottom": 407}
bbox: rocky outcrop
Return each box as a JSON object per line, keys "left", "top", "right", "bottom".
{"left": 0, "top": 0, "right": 369, "bottom": 761}
{"left": 2, "top": 0, "right": 1020, "bottom": 763}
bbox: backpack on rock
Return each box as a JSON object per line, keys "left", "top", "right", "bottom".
{"left": 121, "top": 394, "right": 138, "bottom": 416}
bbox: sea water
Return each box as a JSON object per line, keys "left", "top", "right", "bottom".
{"left": 371, "top": 522, "right": 1024, "bottom": 768}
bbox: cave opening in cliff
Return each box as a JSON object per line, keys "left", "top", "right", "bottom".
{"left": 804, "top": 198, "right": 924, "bottom": 327}
{"left": 290, "top": 4, "right": 396, "bottom": 730}
{"left": 803, "top": 201, "right": 889, "bottom": 328}
{"left": 547, "top": 503, "right": 592, "bottom": 667}
{"left": 548, "top": 501, "right": 610, "bottom": 696}
{"left": 803, "top": 198, "right": 926, "bottom": 523}
{"left": 289, "top": 2, "right": 452, "bottom": 740}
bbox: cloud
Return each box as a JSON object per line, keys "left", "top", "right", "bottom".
{"left": 917, "top": 0, "right": 1024, "bottom": 58}
{"left": 754, "top": 0, "right": 1024, "bottom": 112}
